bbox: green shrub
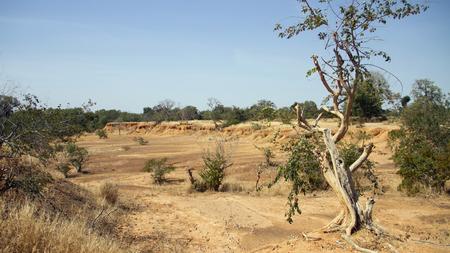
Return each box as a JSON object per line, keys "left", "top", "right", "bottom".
{"left": 390, "top": 131, "right": 450, "bottom": 195}
{"left": 389, "top": 80, "right": 450, "bottom": 195}
{"left": 255, "top": 147, "right": 277, "bottom": 191}
{"left": 65, "top": 142, "right": 89, "bottom": 173}
{"left": 199, "top": 142, "right": 232, "bottom": 191}
{"left": 95, "top": 129, "right": 108, "bottom": 139}
{"left": 269, "top": 135, "right": 327, "bottom": 223}
{"left": 278, "top": 107, "right": 293, "bottom": 124}
{"left": 222, "top": 107, "right": 246, "bottom": 127}
{"left": 271, "top": 135, "right": 327, "bottom": 192}
{"left": 143, "top": 158, "right": 175, "bottom": 184}
{"left": 251, "top": 122, "right": 263, "bottom": 131}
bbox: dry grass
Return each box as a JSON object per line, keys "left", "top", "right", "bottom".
{"left": 99, "top": 182, "right": 119, "bottom": 206}
{"left": 219, "top": 182, "right": 248, "bottom": 193}
{"left": 0, "top": 201, "right": 125, "bottom": 253}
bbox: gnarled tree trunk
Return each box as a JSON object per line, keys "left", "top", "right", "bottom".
{"left": 319, "top": 129, "right": 375, "bottom": 235}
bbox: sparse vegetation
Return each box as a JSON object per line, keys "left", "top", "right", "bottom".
{"left": 65, "top": 142, "right": 89, "bottom": 173}
{"left": 99, "top": 182, "right": 119, "bottom": 205}
{"left": 96, "top": 129, "right": 108, "bottom": 139}
{"left": 219, "top": 182, "right": 246, "bottom": 193}
{"left": 143, "top": 158, "right": 175, "bottom": 184}
{"left": 56, "top": 162, "right": 71, "bottom": 178}
{"left": 0, "top": 158, "right": 53, "bottom": 195}
{"left": 0, "top": 201, "right": 124, "bottom": 253}
{"left": 255, "top": 146, "right": 277, "bottom": 191}
{"left": 251, "top": 122, "right": 263, "bottom": 131}
{"left": 2, "top": 0, "right": 448, "bottom": 252}
{"left": 133, "top": 136, "right": 148, "bottom": 145}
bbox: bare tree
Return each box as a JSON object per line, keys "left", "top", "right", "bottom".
{"left": 274, "top": 0, "right": 427, "bottom": 249}
{"left": 156, "top": 99, "right": 175, "bottom": 122}
{"left": 207, "top": 97, "right": 224, "bottom": 129}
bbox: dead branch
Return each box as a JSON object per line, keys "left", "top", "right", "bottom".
{"left": 350, "top": 143, "right": 374, "bottom": 173}
{"left": 186, "top": 168, "right": 196, "bottom": 185}
{"left": 313, "top": 112, "right": 324, "bottom": 127}
{"left": 294, "top": 103, "right": 312, "bottom": 131}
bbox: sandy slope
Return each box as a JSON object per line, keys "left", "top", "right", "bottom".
{"left": 71, "top": 121, "right": 450, "bottom": 252}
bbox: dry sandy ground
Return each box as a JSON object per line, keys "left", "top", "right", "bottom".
{"left": 71, "top": 121, "right": 450, "bottom": 253}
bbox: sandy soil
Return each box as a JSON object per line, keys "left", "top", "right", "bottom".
{"left": 70, "top": 121, "right": 450, "bottom": 253}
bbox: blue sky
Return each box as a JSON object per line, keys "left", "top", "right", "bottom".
{"left": 0, "top": 0, "right": 449, "bottom": 112}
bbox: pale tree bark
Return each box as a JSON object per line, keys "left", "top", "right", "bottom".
{"left": 281, "top": 1, "right": 428, "bottom": 251}
{"left": 293, "top": 36, "right": 378, "bottom": 236}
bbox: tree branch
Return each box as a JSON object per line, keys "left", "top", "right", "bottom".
{"left": 295, "top": 103, "right": 312, "bottom": 131}
{"left": 312, "top": 55, "right": 336, "bottom": 95}
{"left": 350, "top": 143, "right": 374, "bottom": 173}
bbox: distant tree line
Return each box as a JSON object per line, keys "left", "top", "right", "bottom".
{"left": 1, "top": 72, "right": 403, "bottom": 132}
{"left": 142, "top": 98, "right": 315, "bottom": 126}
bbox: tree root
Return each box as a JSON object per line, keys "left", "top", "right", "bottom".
{"left": 387, "top": 243, "right": 399, "bottom": 253}
{"left": 410, "top": 239, "right": 450, "bottom": 247}
{"left": 302, "top": 232, "right": 321, "bottom": 241}
{"left": 341, "top": 234, "right": 377, "bottom": 253}
{"left": 321, "top": 210, "right": 345, "bottom": 233}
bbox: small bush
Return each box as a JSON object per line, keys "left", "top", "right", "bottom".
{"left": 99, "top": 182, "right": 119, "bottom": 205}
{"left": 255, "top": 147, "right": 277, "bottom": 191}
{"left": 390, "top": 130, "right": 449, "bottom": 195}
{"left": 133, "top": 136, "right": 148, "bottom": 145}
{"left": 65, "top": 142, "right": 89, "bottom": 173}
{"left": 251, "top": 122, "right": 262, "bottom": 131}
{"left": 95, "top": 129, "right": 108, "bottom": 139}
{"left": 199, "top": 142, "right": 232, "bottom": 191}
{"left": 143, "top": 158, "right": 175, "bottom": 184}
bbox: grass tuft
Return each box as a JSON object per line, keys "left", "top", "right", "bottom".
{"left": 0, "top": 201, "right": 125, "bottom": 253}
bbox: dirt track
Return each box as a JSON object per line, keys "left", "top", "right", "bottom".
{"left": 71, "top": 121, "right": 450, "bottom": 252}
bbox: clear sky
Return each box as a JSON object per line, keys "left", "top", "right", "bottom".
{"left": 0, "top": 0, "right": 449, "bottom": 112}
